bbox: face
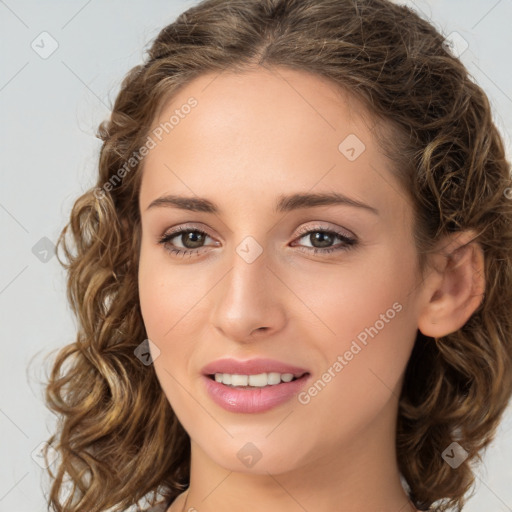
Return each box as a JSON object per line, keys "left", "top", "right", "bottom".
{"left": 138, "top": 66, "right": 424, "bottom": 475}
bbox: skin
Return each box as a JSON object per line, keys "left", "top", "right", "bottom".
{"left": 137, "top": 65, "right": 485, "bottom": 512}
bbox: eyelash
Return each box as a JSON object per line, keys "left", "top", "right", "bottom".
{"left": 157, "top": 224, "right": 358, "bottom": 258}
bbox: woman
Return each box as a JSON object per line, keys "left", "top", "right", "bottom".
{"left": 44, "top": 0, "right": 512, "bottom": 511}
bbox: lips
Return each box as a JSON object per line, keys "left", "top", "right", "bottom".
{"left": 201, "top": 357, "right": 309, "bottom": 378}
{"left": 201, "top": 358, "right": 311, "bottom": 413}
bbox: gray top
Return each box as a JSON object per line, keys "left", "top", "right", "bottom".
{"left": 139, "top": 500, "right": 170, "bottom": 512}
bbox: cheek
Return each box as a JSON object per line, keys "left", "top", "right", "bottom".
{"left": 138, "top": 254, "right": 203, "bottom": 414}
{"left": 137, "top": 247, "right": 225, "bottom": 404}
{"left": 304, "top": 260, "right": 418, "bottom": 425}
{"left": 138, "top": 244, "right": 206, "bottom": 341}
{"left": 290, "top": 250, "right": 412, "bottom": 347}
{"left": 295, "top": 246, "right": 417, "bottom": 380}
{"left": 301, "top": 312, "right": 416, "bottom": 448}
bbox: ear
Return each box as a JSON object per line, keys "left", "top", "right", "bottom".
{"left": 417, "top": 229, "right": 485, "bottom": 338}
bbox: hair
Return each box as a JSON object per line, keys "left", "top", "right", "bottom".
{"left": 43, "top": 0, "right": 512, "bottom": 510}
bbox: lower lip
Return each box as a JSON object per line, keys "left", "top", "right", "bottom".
{"left": 202, "top": 374, "right": 311, "bottom": 413}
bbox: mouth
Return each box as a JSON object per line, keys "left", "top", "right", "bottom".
{"left": 201, "top": 358, "right": 311, "bottom": 412}
{"left": 201, "top": 360, "right": 312, "bottom": 413}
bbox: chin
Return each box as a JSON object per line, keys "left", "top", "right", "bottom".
{"left": 195, "top": 434, "right": 311, "bottom": 476}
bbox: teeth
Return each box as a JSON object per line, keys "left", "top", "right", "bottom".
{"left": 267, "top": 372, "right": 281, "bottom": 385}
{"left": 213, "top": 372, "right": 298, "bottom": 387}
{"left": 231, "top": 374, "right": 248, "bottom": 386}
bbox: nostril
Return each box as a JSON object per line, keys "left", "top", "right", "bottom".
{"left": 250, "top": 327, "right": 269, "bottom": 336}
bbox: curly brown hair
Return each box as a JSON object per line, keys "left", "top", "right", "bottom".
{"left": 43, "top": 0, "right": 512, "bottom": 510}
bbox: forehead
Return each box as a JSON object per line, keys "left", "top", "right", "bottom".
{"left": 150, "top": 66, "right": 373, "bottom": 146}
{"left": 139, "top": 66, "right": 411, "bottom": 226}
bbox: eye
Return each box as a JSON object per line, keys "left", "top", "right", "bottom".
{"left": 158, "top": 227, "right": 217, "bottom": 258}
{"left": 292, "top": 225, "right": 358, "bottom": 255}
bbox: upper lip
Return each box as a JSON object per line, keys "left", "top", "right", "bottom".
{"left": 201, "top": 358, "right": 309, "bottom": 378}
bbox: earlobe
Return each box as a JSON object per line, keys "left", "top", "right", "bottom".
{"left": 417, "top": 230, "right": 486, "bottom": 339}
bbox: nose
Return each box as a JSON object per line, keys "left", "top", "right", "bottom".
{"left": 210, "top": 246, "right": 288, "bottom": 343}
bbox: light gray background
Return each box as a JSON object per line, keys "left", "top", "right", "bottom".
{"left": 1, "top": 1, "right": 511, "bottom": 511}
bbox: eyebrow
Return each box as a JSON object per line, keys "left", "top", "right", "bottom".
{"left": 145, "top": 191, "right": 379, "bottom": 215}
